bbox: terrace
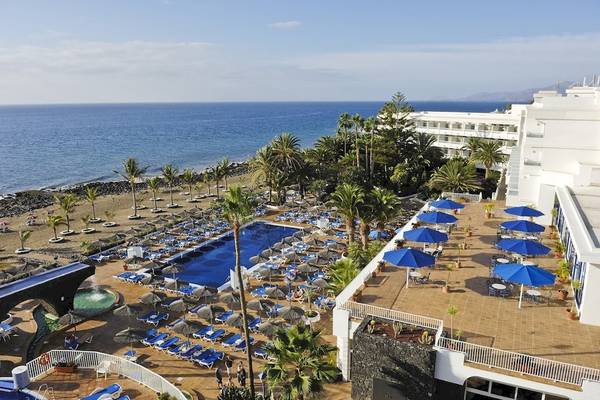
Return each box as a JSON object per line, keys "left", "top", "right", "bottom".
{"left": 341, "top": 200, "right": 600, "bottom": 385}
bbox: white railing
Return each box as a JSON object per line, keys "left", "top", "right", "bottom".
{"left": 436, "top": 337, "right": 600, "bottom": 387}
{"left": 441, "top": 191, "right": 482, "bottom": 203}
{"left": 26, "top": 350, "right": 186, "bottom": 400}
{"left": 340, "top": 301, "right": 443, "bottom": 331}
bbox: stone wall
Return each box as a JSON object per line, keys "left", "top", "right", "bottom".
{"left": 351, "top": 317, "right": 438, "bottom": 400}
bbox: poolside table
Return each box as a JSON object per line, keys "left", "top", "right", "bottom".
{"left": 496, "top": 258, "right": 510, "bottom": 264}
{"left": 526, "top": 289, "right": 542, "bottom": 302}
{"left": 492, "top": 283, "right": 507, "bottom": 290}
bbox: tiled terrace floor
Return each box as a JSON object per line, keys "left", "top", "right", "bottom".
{"left": 360, "top": 201, "right": 600, "bottom": 369}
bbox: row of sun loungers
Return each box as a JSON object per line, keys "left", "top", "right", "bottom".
{"left": 80, "top": 383, "right": 128, "bottom": 400}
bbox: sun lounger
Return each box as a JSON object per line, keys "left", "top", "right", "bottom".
{"left": 205, "top": 329, "right": 225, "bottom": 342}
{"left": 137, "top": 311, "right": 159, "bottom": 322}
{"left": 167, "top": 340, "right": 190, "bottom": 355}
{"left": 146, "top": 312, "right": 169, "bottom": 326}
{"left": 142, "top": 332, "right": 168, "bottom": 346}
{"left": 123, "top": 350, "right": 137, "bottom": 362}
{"left": 193, "top": 349, "right": 224, "bottom": 368}
{"left": 253, "top": 347, "right": 268, "bottom": 359}
{"left": 221, "top": 333, "right": 242, "bottom": 347}
{"left": 188, "top": 304, "right": 207, "bottom": 314}
{"left": 234, "top": 338, "right": 254, "bottom": 352}
{"left": 267, "top": 304, "right": 284, "bottom": 317}
{"left": 155, "top": 336, "right": 179, "bottom": 350}
{"left": 141, "top": 328, "right": 158, "bottom": 341}
{"left": 80, "top": 383, "right": 122, "bottom": 400}
{"left": 179, "top": 344, "right": 203, "bottom": 360}
{"left": 215, "top": 310, "right": 233, "bottom": 324}
{"left": 166, "top": 317, "right": 184, "bottom": 330}
{"left": 192, "top": 326, "right": 213, "bottom": 339}
{"left": 248, "top": 317, "right": 262, "bottom": 332}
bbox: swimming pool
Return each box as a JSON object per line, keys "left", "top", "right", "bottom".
{"left": 173, "top": 221, "right": 299, "bottom": 288}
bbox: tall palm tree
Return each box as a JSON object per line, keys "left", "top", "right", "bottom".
{"left": 251, "top": 146, "right": 276, "bottom": 202}
{"left": 264, "top": 324, "right": 337, "bottom": 400}
{"left": 85, "top": 187, "right": 99, "bottom": 221}
{"left": 271, "top": 133, "right": 302, "bottom": 174}
{"left": 219, "top": 158, "right": 232, "bottom": 190}
{"left": 327, "top": 258, "right": 360, "bottom": 295}
{"left": 161, "top": 164, "right": 179, "bottom": 207}
{"left": 429, "top": 158, "right": 481, "bottom": 193}
{"left": 17, "top": 230, "right": 32, "bottom": 252}
{"left": 222, "top": 186, "right": 256, "bottom": 396}
{"left": 337, "top": 112, "right": 352, "bottom": 156}
{"left": 114, "top": 158, "right": 148, "bottom": 218}
{"left": 329, "top": 183, "right": 364, "bottom": 245}
{"left": 202, "top": 170, "right": 212, "bottom": 196}
{"left": 351, "top": 114, "right": 364, "bottom": 167}
{"left": 181, "top": 168, "right": 196, "bottom": 201}
{"left": 356, "top": 196, "right": 376, "bottom": 250}
{"left": 472, "top": 140, "right": 506, "bottom": 178}
{"left": 462, "top": 137, "right": 482, "bottom": 158}
{"left": 55, "top": 193, "right": 78, "bottom": 233}
{"left": 47, "top": 215, "right": 65, "bottom": 241}
{"left": 212, "top": 164, "right": 224, "bottom": 199}
{"left": 364, "top": 116, "right": 377, "bottom": 177}
{"left": 370, "top": 187, "right": 400, "bottom": 231}
{"left": 147, "top": 176, "right": 161, "bottom": 211}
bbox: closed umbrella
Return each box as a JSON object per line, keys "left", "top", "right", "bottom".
{"left": 261, "top": 249, "right": 273, "bottom": 258}
{"left": 493, "top": 263, "right": 555, "bottom": 308}
{"left": 279, "top": 306, "right": 304, "bottom": 322}
{"left": 114, "top": 328, "right": 145, "bottom": 353}
{"left": 383, "top": 248, "right": 436, "bottom": 288}
{"left": 296, "top": 263, "right": 316, "bottom": 274}
{"left": 249, "top": 255, "right": 263, "bottom": 265}
{"left": 225, "top": 313, "right": 244, "bottom": 332}
{"left": 417, "top": 211, "right": 458, "bottom": 224}
{"left": 163, "top": 280, "right": 178, "bottom": 291}
{"left": 247, "top": 299, "right": 274, "bottom": 317}
{"left": 58, "top": 311, "right": 81, "bottom": 332}
{"left": 172, "top": 319, "right": 196, "bottom": 338}
{"left": 220, "top": 292, "right": 241, "bottom": 308}
{"left": 293, "top": 231, "right": 305, "bottom": 239}
{"left": 168, "top": 299, "right": 187, "bottom": 313}
{"left": 258, "top": 321, "right": 279, "bottom": 337}
{"left": 311, "top": 278, "right": 328, "bottom": 290}
{"left": 195, "top": 304, "right": 224, "bottom": 324}
{"left": 285, "top": 253, "right": 301, "bottom": 263}
{"left": 139, "top": 292, "right": 163, "bottom": 307}
{"left": 113, "top": 304, "right": 140, "bottom": 328}
{"left": 496, "top": 239, "right": 551, "bottom": 257}
{"left": 430, "top": 199, "right": 465, "bottom": 210}
{"left": 272, "top": 242, "right": 286, "bottom": 250}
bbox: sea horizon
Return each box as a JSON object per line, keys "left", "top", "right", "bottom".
{"left": 0, "top": 100, "right": 505, "bottom": 194}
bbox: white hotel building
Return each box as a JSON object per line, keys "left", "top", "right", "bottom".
{"left": 333, "top": 85, "right": 600, "bottom": 400}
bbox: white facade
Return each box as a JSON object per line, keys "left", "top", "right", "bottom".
{"left": 411, "top": 108, "right": 525, "bottom": 161}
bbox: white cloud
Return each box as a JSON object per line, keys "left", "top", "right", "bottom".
{"left": 268, "top": 21, "right": 302, "bottom": 30}
{"left": 0, "top": 33, "right": 598, "bottom": 103}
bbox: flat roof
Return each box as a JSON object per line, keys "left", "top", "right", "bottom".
{"left": 569, "top": 186, "right": 600, "bottom": 248}
{"left": 355, "top": 201, "right": 600, "bottom": 370}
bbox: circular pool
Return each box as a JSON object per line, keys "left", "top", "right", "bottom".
{"left": 73, "top": 288, "right": 117, "bottom": 316}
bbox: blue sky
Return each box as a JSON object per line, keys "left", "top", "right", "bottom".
{"left": 1, "top": 0, "right": 599, "bottom": 103}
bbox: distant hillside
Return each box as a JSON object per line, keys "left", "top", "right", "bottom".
{"left": 454, "top": 81, "right": 574, "bottom": 103}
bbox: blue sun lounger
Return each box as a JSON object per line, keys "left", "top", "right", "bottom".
{"left": 167, "top": 340, "right": 191, "bottom": 355}
{"left": 221, "top": 333, "right": 242, "bottom": 347}
{"left": 205, "top": 329, "right": 225, "bottom": 342}
{"left": 215, "top": 311, "right": 233, "bottom": 324}
{"left": 146, "top": 312, "right": 169, "bottom": 326}
{"left": 196, "top": 350, "right": 224, "bottom": 368}
{"left": 80, "top": 383, "right": 122, "bottom": 400}
{"left": 234, "top": 337, "right": 254, "bottom": 352}
{"left": 179, "top": 344, "right": 203, "bottom": 360}
{"left": 253, "top": 347, "right": 268, "bottom": 359}
{"left": 155, "top": 336, "right": 179, "bottom": 350}
{"left": 137, "top": 311, "right": 159, "bottom": 322}
{"left": 248, "top": 317, "right": 262, "bottom": 332}
{"left": 142, "top": 332, "right": 168, "bottom": 346}
{"left": 192, "top": 326, "right": 213, "bottom": 339}
{"left": 166, "top": 317, "right": 184, "bottom": 330}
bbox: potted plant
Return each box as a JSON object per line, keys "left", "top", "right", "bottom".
{"left": 443, "top": 264, "right": 453, "bottom": 293}
{"left": 395, "top": 239, "right": 405, "bottom": 249}
{"left": 447, "top": 304, "right": 458, "bottom": 339}
{"left": 418, "top": 330, "right": 434, "bottom": 345}
{"left": 15, "top": 230, "right": 32, "bottom": 254}
{"left": 102, "top": 210, "right": 117, "bottom": 228}
{"left": 366, "top": 319, "right": 377, "bottom": 334}
{"left": 377, "top": 260, "right": 385, "bottom": 273}
{"left": 556, "top": 259, "right": 570, "bottom": 283}
{"left": 53, "top": 360, "right": 78, "bottom": 373}
{"left": 392, "top": 321, "right": 403, "bottom": 338}
{"left": 566, "top": 280, "right": 581, "bottom": 320}
{"left": 483, "top": 203, "right": 494, "bottom": 219}
{"left": 80, "top": 215, "right": 96, "bottom": 234}
{"left": 553, "top": 241, "right": 565, "bottom": 258}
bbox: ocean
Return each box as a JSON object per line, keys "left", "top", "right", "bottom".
{"left": 0, "top": 101, "right": 504, "bottom": 194}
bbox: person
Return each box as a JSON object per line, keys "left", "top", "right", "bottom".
{"left": 238, "top": 366, "right": 247, "bottom": 387}
{"left": 215, "top": 367, "right": 223, "bottom": 389}
{"left": 258, "top": 370, "right": 267, "bottom": 398}
{"left": 225, "top": 355, "right": 233, "bottom": 378}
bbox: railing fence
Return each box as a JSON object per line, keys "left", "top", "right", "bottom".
{"left": 441, "top": 191, "right": 482, "bottom": 203}
{"left": 26, "top": 350, "right": 186, "bottom": 400}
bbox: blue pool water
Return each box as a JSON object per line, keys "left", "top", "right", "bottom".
{"left": 174, "top": 222, "right": 298, "bottom": 288}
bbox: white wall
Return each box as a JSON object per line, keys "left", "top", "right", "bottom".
{"left": 580, "top": 263, "right": 600, "bottom": 326}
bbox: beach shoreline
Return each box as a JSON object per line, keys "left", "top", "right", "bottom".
{"left": 0, "top": 162, "right": 250, "bottom": 218}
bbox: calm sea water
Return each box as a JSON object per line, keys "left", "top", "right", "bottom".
{"left": 0, "top": 101, "right": 504, "bottom": 193}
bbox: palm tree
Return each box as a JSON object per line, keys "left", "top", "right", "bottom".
{"left": 462, "top": 137, "right": 482, "bottom": 158}
{"left": 428, "top": 158, "right": 481, "bottom": 193}
{"left": 472, "top": 140, "right": 506, "bottom": 178}
{"left": 18, "top": 230, "right": 32, "bottom": 252}
{"left": 364, "top": 116, "right": 377, "bottom": 178}
{"left": 55, "top": 193, "right": 78, "bottom": 233}
{"left": 202, "top": 170, "right": 212, "bottom": 196}
{"left": 337, "top": 112, "right": 352, "bottom": 156}
{"left": 271, "top": 133, "right": 302, "bottom": 174}
{"left": 222, "top": 186, "right": 256, "bottom": 397}
{"left": 251, "top": 146, "right": 276, "bottom": 202}
{"left": 329, "top": 183, "right": 364, "bottom": 245}
{"left": 161, "top": 164, "right": 179, "bottom": 207}
{"left": 351, "top": 114, "right": 364, "bottom": 167}
{"left": 356, "top": 196, "right": 376, "bottom": 250}
{"left": 47, "top": 215, "right": 65, "bottom": 241}
{"left": 327, "top": 258, "right": 360, "bottom": 295}
{"left": 85, "top": 187, "right": 99, "bottom": 221}
{"left": 114, "top": 158, "right": 148, "bottom": 218}
{"left": 265, "top": 324, "right": 337, "bottom": 400}
{"left": 219, "top": 158, "right": 232, "bottom": 190}
{"left": 147, "top": 177, "right": 161, "bottom": 211}
{"left": 181, "top": 169, "right": 196, "bottom": 201}
{"left": 370, "top": 187, "right": 400, "bottom": 231}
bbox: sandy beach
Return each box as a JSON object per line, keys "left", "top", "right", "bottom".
{"left": 0, "top": 172, "right": 254, "bottom": 268}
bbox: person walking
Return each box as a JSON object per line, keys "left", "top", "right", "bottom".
{"left": 215, "top": 367, "right": 223, "bottom": 389}
{"left": 224, "top": 355, "right": 233, "bottom": 378}
{"left": 239, "top": 366, "right": 247, "bottom": 387}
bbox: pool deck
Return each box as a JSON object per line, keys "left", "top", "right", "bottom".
{"left": 357, "top": 201, "right": 600, "bottom": 369}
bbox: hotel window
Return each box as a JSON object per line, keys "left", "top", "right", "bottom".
{"left": 464, "top": 377, "right": 570, "bottom": 400}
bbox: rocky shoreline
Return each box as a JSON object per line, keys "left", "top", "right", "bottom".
{"left": 0, "top": 162, "right": 249, "bottom": 218}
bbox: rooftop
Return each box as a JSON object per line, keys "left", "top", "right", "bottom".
{"left": 355, "top": 201, "right": 600, "bottom": 370}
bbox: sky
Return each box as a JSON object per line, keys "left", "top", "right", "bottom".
{"left": 0, "top": 0, "right": 599, "bottom": 104}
